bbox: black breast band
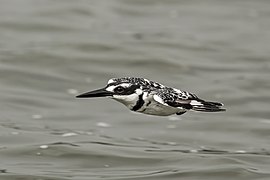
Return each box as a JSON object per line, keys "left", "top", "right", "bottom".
{"left": 132, "top": 94, "right": 144, "bottom": 111}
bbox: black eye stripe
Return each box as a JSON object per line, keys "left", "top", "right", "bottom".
{"left": 114, "top": 85, "right": 140, "bottom": 95}
{"left": 127, "top": 85, "right": 140, "bottom": 94}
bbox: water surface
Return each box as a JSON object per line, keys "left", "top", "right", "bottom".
{"left": 1, "top": 0, "right": 270, "bottom": 179}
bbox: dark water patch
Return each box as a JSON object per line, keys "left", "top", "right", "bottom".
{"left": 146, "top": 148, "right": 270, "bottom": 157}
{"left": 0, "top": 21, "right": 77, "bottom": 32}
{"left": 0, "top": 174, "right": 68, "bottom": 180}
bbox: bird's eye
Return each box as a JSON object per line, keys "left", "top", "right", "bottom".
{"left": 114, "top": 86, "right": 125, "bottom": 93}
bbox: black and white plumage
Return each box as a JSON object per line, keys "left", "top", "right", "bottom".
{"left": 76, "top": 77, "right": 225, "bottom": 116}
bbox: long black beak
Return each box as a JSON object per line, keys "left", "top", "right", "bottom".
{"left": 76, "top": 87, "right": 113, "bottom": 98}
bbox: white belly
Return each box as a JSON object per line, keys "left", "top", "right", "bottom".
{"left": 137, "top": 99, "right": 185, "bottom": 116}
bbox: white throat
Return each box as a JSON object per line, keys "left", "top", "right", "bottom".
{"left": 112, "top": 93, "right": 139, "bottom": 109}
{"left": 112, "top": 89, "right": 143, "bottom": 109}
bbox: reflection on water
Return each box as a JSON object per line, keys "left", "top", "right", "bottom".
{"left": 1, "top": 0, "right": 270, "bottom": 179}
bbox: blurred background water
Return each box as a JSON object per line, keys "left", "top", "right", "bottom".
{"left": 1, "top": 0, "right": 270, "bottom": 179}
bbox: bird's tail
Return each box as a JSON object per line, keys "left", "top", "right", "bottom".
{"left": 190, "top": 99, "right": 225, "bottom": 112}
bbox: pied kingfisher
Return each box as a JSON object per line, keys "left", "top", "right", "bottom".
{"left": 76, "top": 77, "right": 225, "bottom": 116}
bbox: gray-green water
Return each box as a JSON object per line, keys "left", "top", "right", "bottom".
{"left": 1, "top": 0, "right": 270, "bottom": 179}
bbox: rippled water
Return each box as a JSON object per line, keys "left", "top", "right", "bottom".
{"left": 1, "top": 0, "right": 270, "bottom": 179}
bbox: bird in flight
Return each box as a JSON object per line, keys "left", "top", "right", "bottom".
{"left": 77, "top": 77, "right": 225, "bottom": 116}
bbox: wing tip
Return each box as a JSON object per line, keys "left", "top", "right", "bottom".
{"left": 191, "top": 100, "right": 226, "bottom": 112}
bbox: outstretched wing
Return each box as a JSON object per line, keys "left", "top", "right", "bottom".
{"left": 153, "top": 88, "right": 225, "bottom": 112}
{"left": 153, "top": 88, "right": 194, "bottom": 110}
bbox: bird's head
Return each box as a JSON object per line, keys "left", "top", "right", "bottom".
{"left": 76, "top": 78, "right": 144, "bottom": 109}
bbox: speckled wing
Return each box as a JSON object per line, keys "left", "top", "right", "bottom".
{"left": 153, "top": 88, "right": 194, "bottom": 110}
{"left": 153, "top": 87, "right": 225, "bottom": 112}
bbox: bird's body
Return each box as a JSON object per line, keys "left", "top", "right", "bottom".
{"left": 77, "top": 77, "right": 225, "bottom": 116}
